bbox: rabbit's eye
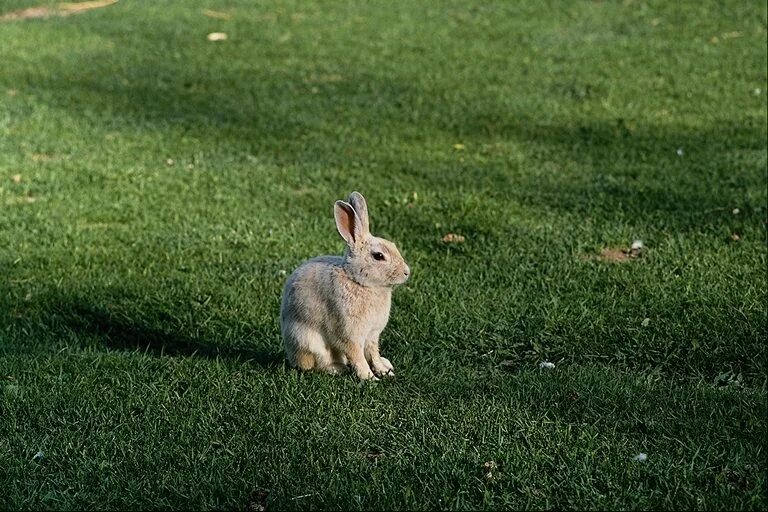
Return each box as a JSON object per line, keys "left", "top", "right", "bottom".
{"left": 372, "top": 251, "right": 386, "bottom": 261}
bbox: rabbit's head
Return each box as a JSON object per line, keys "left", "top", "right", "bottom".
{"left": 334, "top": 192, "right": 410, "bottom": 287}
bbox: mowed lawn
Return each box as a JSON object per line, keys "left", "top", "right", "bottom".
{"left": 1, "top": 0, "right": 766, "bottom": 509}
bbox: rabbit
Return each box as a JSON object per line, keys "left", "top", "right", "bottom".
{"left": 280, "top": 191, "right": 410, "bottom": 380}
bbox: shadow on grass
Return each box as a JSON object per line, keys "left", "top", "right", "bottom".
{"left": 11, "top": 56, "right": 766, "bottom": 232}
{"left": 0, "top": 279, "right": 286, "bottom": 366}
{"left": 62, "top": 302, "right": 285, "bottom": 368}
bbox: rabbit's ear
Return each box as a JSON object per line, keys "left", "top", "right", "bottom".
{"left": 347, "top": 191, "right": 370, "bottom": 235}
{"left": 334, "top": 200, "right": 363, "bottom": 247}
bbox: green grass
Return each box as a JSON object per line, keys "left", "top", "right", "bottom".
{"left": 1, "top": 0, "right": 766, "bottom": 509}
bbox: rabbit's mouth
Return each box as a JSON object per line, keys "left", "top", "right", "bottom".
{"left": 389, "top": 266, "right": 410, "bottom": 286}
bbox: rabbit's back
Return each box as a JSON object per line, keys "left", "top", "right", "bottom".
{"left": 281, "top": 256, "right": 342, "bottom": 327}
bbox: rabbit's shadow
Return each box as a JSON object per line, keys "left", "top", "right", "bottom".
{"left": 68, "top": 304, "right": 284, "bottom": 368}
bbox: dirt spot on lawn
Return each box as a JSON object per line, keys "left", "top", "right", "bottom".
{"left": 363, "top": 448, "right": 385, "bottom": 462}
{"left": 246, "top": 489, "right": 269, "bottom": 511}
{"left": 597, "top": 247, "right": 632, "bottom": 262}
{"left": 582, "top": 243, "right": 645, "bottom": 263}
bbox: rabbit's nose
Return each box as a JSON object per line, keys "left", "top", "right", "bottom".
{"left": 403, "top": 265, "right": 411, "bottom": 278}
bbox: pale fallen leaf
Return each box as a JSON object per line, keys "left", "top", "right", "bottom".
{"left": 0, "top": 0, "right": 118, "bottom": 22}
{"left": 165, "top": 158, "right": 175, "bottom": 166}
{"left": 7, "top": 89, "right": 18, "bottom": 96}
{"left": 441, "top": 233, "right": 465, "bottom": 243}
{"left": 59, "top": 0, "right": 118, "bottom": 13}
{"left": 7, "top": 196, "right": 38, "bottom": 205}
{"left": 641, "top": 317, "right": 650, "bottom": 327}
{"left": 453, "top": 143, "right": 465, "bottom": 150}
{"left": 11, "top": 174, "right": 22, "bottom": 184}
{"left": 207, "top": 32, "right": 228, "bottom": 41}
{"left": 0, "top": 6, "right": 50, "bottom": 21}
{"left": 539, "top": 361, "right": 555, "bottom": 370}
{"left": 633, "top": 453, "right": 648, "bottom": 462}
{"left": 202, "top": 9, "right": 231, "bottom": 20}
{"left": 304, "top": 74, "right": 344, "bottom": 84}
{"left": 731, "top": 233, "right": 741, "bottom": 241}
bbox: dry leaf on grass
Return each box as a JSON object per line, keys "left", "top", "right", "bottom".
{"left": 202, "top": 9, "right": 231, "bottom": 20}
{"left": 304, "top": 74, "right": 344, "bottom": 84}
{"left": 6, "top": 196, "right": 38, "bottom": 205}
{"left": 30, "top": 153, "right": 53, "bottom": 162}
{"left": 0, "top": 0, "right": 118, "bottom": 21}
{"left": 59, "top": 0, "right": 118, "bottom": 13}
{"left": 207, "top": 32, "right": 228, "bottom": 41}
{"left": 442, "top": 233, "right": 465, "bottom": 243}
{"left": 11, "top": 174, "right": 22, "bottom": 184}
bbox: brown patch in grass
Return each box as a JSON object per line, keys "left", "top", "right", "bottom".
{"left": 364, "top": 448, "right": 385, "bottom": 462}
{"left": 598, "top": 247, "right": 631, "bottom": 262}
{"left": 582, "top": 244, "right": 644, "bottom": 263}
{"left": 246, "top": 489, "right": 269, "bottom": 511}
{"left": 0, "top": 0, "right": 117, "bottom": 22}
{"left": 441, "top": 233, "right": 466, "bottom": 243}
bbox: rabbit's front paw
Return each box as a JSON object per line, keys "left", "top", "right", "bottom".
{"left": 356, "top": 366, "right": 378, "bottom": 381}
{"left": 372, "top": 357, "right": 395, "bottom": 378}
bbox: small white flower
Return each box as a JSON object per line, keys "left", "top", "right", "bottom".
{"left": 539, "top": 361, "right": 555, "bottom": 370}
{"left": 631, "top": 240, "right": 644, "bottom": 251}
{"left": 676, "top": 148, "right": 684, "bottom": 156}
{"left": 732, "top": 208, "right": 740, "bottom": 215}
{"left": 32, "top": 451, "right": 45, "bottom": 462}
{"left": 754, "top": 88, "right": 761, "bottom": 96}
{"left": 633, "top": 453, "right": 648, "bottom": 462}
{"left": 641, "top": 318, "right": 650, "bottom": 327}
{"left": 279, "top": 270, "right": 287, "bottom": 276}
{"left": 207, "top": 32, "right": 228, "bottom": 41}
